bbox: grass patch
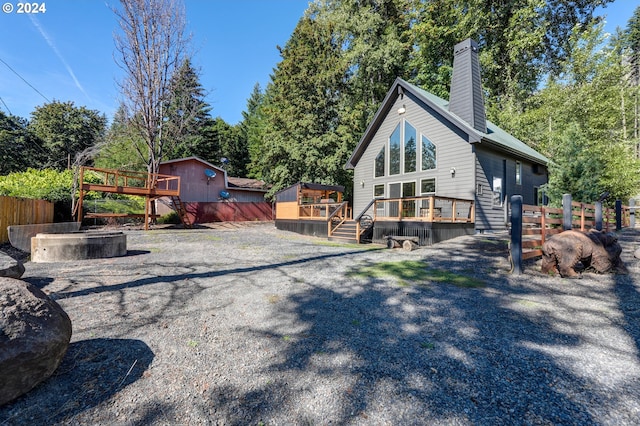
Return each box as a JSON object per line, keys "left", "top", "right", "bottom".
{"left": 313, "top": 240, "right": 382, "bottom": 250}
{"left": 348, "top": 260, "right": 486, "bottom": 288}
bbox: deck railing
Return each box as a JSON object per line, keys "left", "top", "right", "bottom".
{"left": 373, "top": 196, "right": 474, "bottom": 223}
{"left": 298, "top": 202, "right": 350, "bottom": 220}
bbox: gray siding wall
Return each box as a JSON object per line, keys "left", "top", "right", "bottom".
{"left": 352, "top": 92, "right": 476, "bottom": 216}
{"left": 474, "top": 145, "right": 548, "bottom": 230}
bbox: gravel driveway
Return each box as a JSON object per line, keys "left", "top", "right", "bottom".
{"left": 1, "top": 222, "right": 640, "bottom": 425}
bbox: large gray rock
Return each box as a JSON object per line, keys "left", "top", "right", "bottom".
{"left": 0, "top": 252, "right": 25, "bottom": 279}
{"left": 0, "top": 278, "right": 72, "bottom": 406}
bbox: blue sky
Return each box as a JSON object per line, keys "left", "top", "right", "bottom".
{"left": 0, "top": 0, "right": 636, "bottom": 125}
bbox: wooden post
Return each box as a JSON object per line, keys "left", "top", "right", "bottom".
{"left": 580, "top": 203, "right": 585, "bottom": 231}
{"left": 144, "top": 196, "right": 150, "bottom": 231}
{"left": 616, "top": 200, "right": 622, "bottom": 231}
{"left": 510, "top": 195, "right": 523, "bottom": 275}
{"left": 562, "top": 194, "right": 572, "bottom": 230}
{"left": 428, "top": 196, "right": 435, "bottom": 222}
{"left": 540, "top": 206, "right": 546, "bottom": 246}
{"left": 595, "top": 202, "right": 603, "bottom": 231}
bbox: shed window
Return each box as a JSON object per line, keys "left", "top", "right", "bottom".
{"left": 404, "top": 122, "right": 417, "bottom": 173}
{"left": 375, "top": 147, "right": 385, "bottom": 177}
{"left": 515, "top": 161, "right": 522, "bottom": 185}
{"left": 389, "top": 124, "right": 401, "bottom": 175}
{"left": 421, "top": 135, "right": 436, "bottom": 170}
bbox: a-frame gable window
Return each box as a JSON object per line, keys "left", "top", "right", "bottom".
{"left": 421, "top": 135, "right": 436, "bottom": 170}
{"left": 375, "top": 146, "right": 385, "bottom": 177}
{"left": 404, "top": 121, "right": 417, "bottom": 173}
{"left": 389, "top": 124, "right": 401, "bottom": 175}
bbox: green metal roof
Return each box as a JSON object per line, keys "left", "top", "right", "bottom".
{"left": 405, "top": 80, "right": 549, "bottom": 165}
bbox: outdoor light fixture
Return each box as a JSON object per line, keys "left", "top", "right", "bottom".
{"left": 397, "top": 104, "right": 406, "bottom": 115}
{"left": 450, "top": 167, "right": 456, "bottom": 177}
{"left": 360, "top": 180, "right": 365, "bottom": 188}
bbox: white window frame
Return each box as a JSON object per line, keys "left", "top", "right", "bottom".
{"left": 420, "top": 177, "right": 436, "bottom": 195}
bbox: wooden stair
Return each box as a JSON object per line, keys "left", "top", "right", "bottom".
{"left": 170, "top": 196, "right": 192, "bottom": 228}
{"left": 328, "top": 220, "right": 358, "bottom": 244}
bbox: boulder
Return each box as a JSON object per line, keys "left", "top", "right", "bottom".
{"left": 0, "top": 278, "right": 72, "bottom": 406}
{"left": 634, "top": 247, "right": 640, "bottom": 259}
{"left": 0, "top": 252, "right": 25, "bottom": 279}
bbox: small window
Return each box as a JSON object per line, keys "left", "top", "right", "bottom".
{"left": 375, "top": 147, "right": 385, "bottom": 177}
{"left": 402, "top": 181, "right": 416, "bottom": 197}
{"left": 515, "top": 161, "right": 522, "bottom": 185}
{"left": 374, "top": 184, "right": 385, "bottom": 197}
{"left": 389, "top": 124, "right": 401, "bottom": 175}
{"left": 421, "top": 135, "right": 436, "bottom": 170}
{"left": 404, "top": 122, "right": 417, "bottom": 173}
{"left": 421, "top": 178, "right": 436, "bottom": 194}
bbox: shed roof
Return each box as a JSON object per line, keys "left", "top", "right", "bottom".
{"left": 345, "top": 78, "right": 549, "bottom": 169}
{"left": 160, "top": 156, "right": 269, "bottom": 193}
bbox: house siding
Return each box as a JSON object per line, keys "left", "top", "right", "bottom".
{"left": 474, "top": 144, "right": 548, "bottom": 230}
{"left": 353, "top": 92, "right": 475, "bottom": 216}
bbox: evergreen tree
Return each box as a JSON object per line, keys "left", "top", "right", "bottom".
{"left": 254, "top": 16, "right": 350, "bottom": 195}
{"left": 518, "top": 20, "right": 639, "bottom": 203}
{"left": 164, "top": 58, "right": 213, "bottom": 160}
{"left": 242, "top": 83, "right": 266, "bottom": 179}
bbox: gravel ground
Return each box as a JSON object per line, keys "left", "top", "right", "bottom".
{"left": 1, "top": 222, "right": 640, "bottom": 425}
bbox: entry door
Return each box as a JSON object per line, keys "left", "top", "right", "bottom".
{"left": 389, "top": 183, "right": 401, "bottom": 217}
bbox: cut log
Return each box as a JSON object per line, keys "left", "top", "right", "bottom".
{"left": 402, "top": 240, "right": 419, "bottom": 251}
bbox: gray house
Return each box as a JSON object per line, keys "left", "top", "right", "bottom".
{"left": 345, "top": 39, "right": 548, "bottom": 243}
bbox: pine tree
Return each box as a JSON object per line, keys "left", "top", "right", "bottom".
{"left": 164, "top": 58, "right": 213, "bottom": 160}
{"left": 254, "top": 16, "right": 350, "bottom": 194}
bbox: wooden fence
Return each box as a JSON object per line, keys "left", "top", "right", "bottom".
{"left": 0, "top": 196, "right": 54, "bottom": 244}
{"left": 510, "top": 194, "right": 632, "bottom": 274}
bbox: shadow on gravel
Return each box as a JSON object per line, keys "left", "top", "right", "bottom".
{"left": 0, "top": 338, "right": 154, "bottom": 425}
{"left": 614, "top": 229, "right": 640, "bottom": 365}
{"left": 50, "top": 249, "right": 379, "bottom": 300}
{"left": 202, "top": 235, "right": 640, "bottom": 424}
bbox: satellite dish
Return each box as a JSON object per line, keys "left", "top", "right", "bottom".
{"left": 204, "top": 169, "right": 216, "bottom": 179}
{"left": 219, "top": 190, "right": 230, "bottom": 199}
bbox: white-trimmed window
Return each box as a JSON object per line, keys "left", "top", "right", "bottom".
{"left": 373, "top": 184, "right": 385, "bottom": 198}
{"left": 404, "top": 122, "right": 417, "bottom": 173}
{"left": 492, "top": 177, "right": 503, "bottom": 207}
{"left": 515, "top": 161, "right": 522, "bottom": 185}
{"left": 421, "top": 135, "right": 436, "bottom": 170}
{"left": 389, "top": 124, "right": 401, "bottom": 175}
{"left": 375, "top": 147, "right": 385, "bottom": 178}
{"left": 420, "top": 178, "right": 436, "bottom": 194}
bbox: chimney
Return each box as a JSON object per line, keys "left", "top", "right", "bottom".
{"left": 448, "top": 39, "right": 486, "bottom": 133}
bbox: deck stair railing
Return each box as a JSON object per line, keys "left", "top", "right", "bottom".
{"left": 327, "top": 201, "right": 351, "bottom": 237}
{"left": 354, "top": 198, "right": 378, "bottom": 243}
